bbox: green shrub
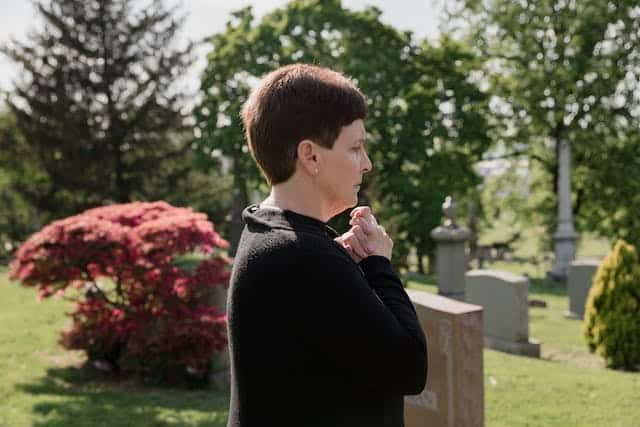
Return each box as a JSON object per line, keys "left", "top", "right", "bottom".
{"left": 584, "top": 240, "right": 640, "bottom": 370}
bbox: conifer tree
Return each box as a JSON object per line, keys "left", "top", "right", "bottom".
{"left": 1, "top": 0, "right": 196, "bottom": 219}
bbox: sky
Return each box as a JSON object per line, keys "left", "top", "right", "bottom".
{"left": 0, "top": 0, "right": 443, "bottom": 92}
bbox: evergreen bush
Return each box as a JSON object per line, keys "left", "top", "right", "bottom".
{"left": 584, "top": 240, "right": 640, "bottom": 370}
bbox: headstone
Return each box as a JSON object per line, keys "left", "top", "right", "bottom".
{"left": 465, "top": 270, "right": 540, "bottom": 358}
{"left": 431, "top": 196, "right": 471, "bottom": 301}
{"left": 404, "top": 290, "right": 484, "bottom": 427}
{"left": 565, "top": 259, "right": 600, "bottom": 319}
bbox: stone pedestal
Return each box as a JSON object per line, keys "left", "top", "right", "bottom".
{"left": 550, "top": 229, "right": 578, "bottom": 281}
{"left": 431, "top": 196, "right": 471, "bottom": 301}
{"left": 404, "top": 290, "right": 484, "bottom": 427}
{"left": 465, "top": 270, "right": 540, "bottom": 358}
{"left": 565, "top": 259, "right": 600, "bottom": 319}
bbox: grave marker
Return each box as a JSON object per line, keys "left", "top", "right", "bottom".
{"left": 405, "top": 290, "right": 484, "bottom": 427}
{"left": 465, "top": 270, "right": 540, "bottom": 358}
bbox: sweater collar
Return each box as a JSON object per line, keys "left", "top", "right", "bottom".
{"left": 242, "top": 204, "right": 339, "bottom": 239}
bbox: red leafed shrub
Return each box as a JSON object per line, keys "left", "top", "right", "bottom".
{"left": 9, "top": 201, "right": 230, "bottom": 385}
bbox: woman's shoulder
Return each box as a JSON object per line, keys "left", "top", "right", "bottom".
{"left": 293, "top": 230, "right": 356, "bottom": 266}
{"left": 235, "top": 223, "right": 356, "bottom": 271}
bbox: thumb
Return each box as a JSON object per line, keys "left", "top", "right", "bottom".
{"left": 350, "top": 205, "right": 371, "bottom": 218}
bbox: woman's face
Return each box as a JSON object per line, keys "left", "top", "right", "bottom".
{"left": 317, "top": 119, "right": 372, "bottom": 215}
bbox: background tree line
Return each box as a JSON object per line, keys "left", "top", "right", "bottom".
{"left": 450, "top": 0, "right": 640, "bottom": 250}
{"left": 1, "top": 0, "right": 639, "bottom": 268}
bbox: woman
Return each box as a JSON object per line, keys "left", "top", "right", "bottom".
{"left": 227, "top": 63, "right": 427, "bottom": 427}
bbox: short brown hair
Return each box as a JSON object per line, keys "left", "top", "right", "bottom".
{"left": 241, "top": 63, "right": 367, "bottom": 184}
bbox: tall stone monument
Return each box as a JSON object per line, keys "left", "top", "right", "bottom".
{"left": 549, "top": 138, "right": 577, "bottom": 280}
{"left": 431, "top": 196, "right": 471, "bottom": 301}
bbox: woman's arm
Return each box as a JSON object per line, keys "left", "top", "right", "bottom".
{"left": 288, "top": 246, "right": 427, "bottom": 395}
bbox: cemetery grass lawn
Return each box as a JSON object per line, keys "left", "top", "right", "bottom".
{"left": 4, "top": 252, "right": 639, "bottom": 427}
{"left": 406, "top": 261, "right": 640, "bottom": 427}
{"left": 0, "top": 266, "right": 229, "bottom": 427}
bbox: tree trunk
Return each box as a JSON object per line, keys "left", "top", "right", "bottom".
{"left": 427, "top": 252, "right": 436, "bottom": 275}
{"left": 228, "top": 156, "right": 249, "bottom": 257}
{"left": 468, "top": 201, "right": 478, "bottom": 270}
{"left": 417, "top": 246, "right": 425, "bottom": 274}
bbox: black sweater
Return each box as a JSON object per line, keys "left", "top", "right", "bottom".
{"left": 226, "top": 205, "right": 428, "bottom": 427}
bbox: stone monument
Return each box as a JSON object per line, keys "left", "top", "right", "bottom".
{"left": 405, "top": 290, "right": 484, "bottom": 427}
{"left": 549, "top": 138, "right": 577, "bottom": 280}
{"left": 565, "top": 259, "right": 601, "bottom": 319}
{"left": 465, "top": 270, "right": 540, "bottom": 358}
{"left": 431, "top": 196, "right": 471, "bottom": 301}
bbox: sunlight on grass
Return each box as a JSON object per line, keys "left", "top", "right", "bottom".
{"left": 0, "top": 267, "right": 228, "bottom": 427}
{"left": 3, "top": 261, "right": 638, "bottom": 426}
{"left": 403, "top": 257, "right": 639, "bottom": 426}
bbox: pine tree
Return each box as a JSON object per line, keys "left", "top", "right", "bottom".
{"left": 1, "top": 0, "right": 196, "bottom": 219}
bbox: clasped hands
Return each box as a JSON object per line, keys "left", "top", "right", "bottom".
{"left": 334, "top": 206, "right": 393, "bottom": 263}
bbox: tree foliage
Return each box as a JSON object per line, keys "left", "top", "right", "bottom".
{"left": 0, "top": 0, "right": 197, "bottom": 221}
{"left": 453, "top": 0, "right": 640, "bottom": 246}
{"left": 196, "top": 0, "right": 490, "bottom": 264}
{"left": 0, "top": 110, "right": 42, "bottom": 261}
{"left": 9, "top": 201, "right": 230, "bottom": 384}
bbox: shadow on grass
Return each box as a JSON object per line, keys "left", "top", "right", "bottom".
{"left": 402, "top": 271, "right": 437, "bottom": 288}
{"left": 527, "top": 276, "right": 567, "bottom": 297}
{"left": 403, "top": 270, "right": 567, "bottom": 298}
{"left": 16, "top": 365, "right": 229, "bottom": 427}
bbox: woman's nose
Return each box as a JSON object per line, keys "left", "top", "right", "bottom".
{"left": 362, "top": 150, "right": 372, "bottom": 173}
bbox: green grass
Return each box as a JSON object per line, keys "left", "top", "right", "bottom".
{"left": 0, "top": 267, "right": 228, "bottom": 427}
{"left": 405, "top": 260, "right": 640, "bottom": 427}
{"left": 483, "top": 350, "right": 639, "bottom": 427}
{"left": 3, "top": 256, "right": 640, "bottom": 427}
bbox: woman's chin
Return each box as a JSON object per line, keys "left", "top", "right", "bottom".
{"left": 329, "top": 194, "right": 360, "bottom": 217}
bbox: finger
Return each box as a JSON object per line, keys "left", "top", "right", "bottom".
{"left": 355, "top": 215, "right": 378, "bottom": 233}
{"left": 357, "top": 212, "right": 378, "bottom": 229}
{"left": 352, "top": 225, "right": 374, "bottom": 254}
{"left": 345, "top": 245, "right": 363, "bottom": 263}
{"left": 350, "top": 206, "right": 371, "bottom": 218}
{"left": 364, "top": 213, "right": 378, "bottom": 228}
{"left": 336, "top": 233, "right": 365, "bottom": 263}
{"left": 349, "top": 216, "right": 363, "bottom": 231}
{"left": 344, "top": 243, "right": 355, "bottom": 256}
{"left": 345, "top": 228, "right": 369, "bottom": 259}
{"left": 351, "top": 216, "right": 374, "bottom": 235}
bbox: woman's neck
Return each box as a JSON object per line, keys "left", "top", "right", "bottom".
{"left": 262, "top": 178, "right": 336, "bottom": 223}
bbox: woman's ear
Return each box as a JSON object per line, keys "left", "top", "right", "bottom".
{"left": 297, "top": 140, "right": 320, "bottom": 175}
